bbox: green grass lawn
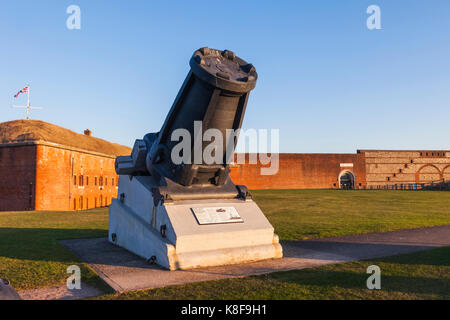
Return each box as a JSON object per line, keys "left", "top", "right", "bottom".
{"left": 256, "top": 190, "right": 450, "bottom": 240}
{"left": 0, "top": 208, "right": 110, "bottom": 291}
{"left": 93, "top": 246, "right": 450, "bottom": 300}
{"left": 0, "top": 190, "right": 449, "bottom": 295}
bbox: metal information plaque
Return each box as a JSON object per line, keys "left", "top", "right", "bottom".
{"left": 191, "top": 206, "right": 243, "bottom": 225}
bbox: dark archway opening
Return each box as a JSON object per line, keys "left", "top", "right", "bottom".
{"left": 340, "top": 172, "right": 355, "bottom": 190}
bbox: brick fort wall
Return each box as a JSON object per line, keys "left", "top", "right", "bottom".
{"left": 3, "top": 145, "right": 450, "bottom": 211}
{"left": 0, "top": 145, "right": 37, "bottom": 211}
{"left": 362, "top": 150, "right": 450, "bottom": 187}
{"left": 35, "top": 144, "right": 119, "bottom": 211}
{"left": 230, "top": 153, "right": 367, "bottom": 189}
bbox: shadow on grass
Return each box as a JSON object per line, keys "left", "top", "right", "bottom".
{"left": 267, "top": 267, "right": 449, "bottom": 297}
{"left": 2, "top": 225, "right": 443, "bottom": 267}
{"left": 282, "top": 240, "right": 442, "bottom": 262}
{"left": 371, "top": 246, "right": 450, "bottom": 267}
{"left": 0, "top": 227, "right": 107, "bottom": 262}
{"left": 0, "top": 227, "right": 113, "bottom": 293}
{"left": 2, "top": 226, "right": 447, "bottom": 263}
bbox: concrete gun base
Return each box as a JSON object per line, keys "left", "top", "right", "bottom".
{"left": 108, "top": 176, "right": 282, "bottom": 270}
{"left": 0, "top": 279, "right": 21, "bottom": 300}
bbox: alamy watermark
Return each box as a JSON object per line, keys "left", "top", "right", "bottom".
{"left": 366, "top": 265, "right": 381, "bottom": 290}
{"left": 67, "top": 265, "right": 81, "bottom": 290}
{"left": 65, "top": 5, "right": 381, "bottom": 31}
{"left": 170, "top": 121, "right": 279, "bottom": 175}
{"left": 367, "top": 5, "right": 381, "bottom": 30}
{"left": 66, "top": 5, "right": 81, "bottom": 30}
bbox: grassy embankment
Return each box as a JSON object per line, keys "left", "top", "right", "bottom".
{"left": 0, "top": 190, "right": 449, "bottom": 297}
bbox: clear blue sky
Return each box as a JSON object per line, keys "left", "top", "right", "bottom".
{"left": 1, "top": 1, "right": 449, "bottom": 152}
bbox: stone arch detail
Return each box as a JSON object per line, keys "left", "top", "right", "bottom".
{"left": 415, "top": 164, "right": 442, "bottom": 183}
{"left": 338, "top": 170, "right": 355, "bottom": 189}
{"left": 442, "top": 165, "right": 450, "bottom": 182}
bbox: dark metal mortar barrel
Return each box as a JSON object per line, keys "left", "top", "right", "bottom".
{"left": 145, "top": 47, "right": 258, "bottom": 187}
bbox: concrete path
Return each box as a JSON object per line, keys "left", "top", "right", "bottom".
{"left": 19, "top": 284, "right": 102, "bottom": 300}
{"left": 60, "top": 225, "right": 450, "bottom": 293}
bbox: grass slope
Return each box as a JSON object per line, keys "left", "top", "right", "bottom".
{"left": 254, "top": 190, "right": 450, "bottom": 240}
{"left": 94, "top": 247, "right": 450, "bottom": 300}
{"left": 0, "top": 190, "right": 449, "bottom": 292}
{"left": 0, "top": 209, "right": 110, "bottom": 291}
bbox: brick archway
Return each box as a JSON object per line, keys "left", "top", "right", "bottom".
{"left": 442, "top": 165, "right": 450, "bottom": 182}
{"left": 338, "top": 170, "right": 355, "bottom": 189}
{"left": 415, "top": 164, "right": 442, "bottom": 183}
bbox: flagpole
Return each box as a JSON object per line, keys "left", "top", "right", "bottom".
{"left": 27, "top": 85, "right": 30, "bottom": 120}
{"left": 12, "top": 85, "right": 43, "bottom": 120}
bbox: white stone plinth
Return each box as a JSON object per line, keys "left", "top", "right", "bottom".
{"left": 108, "top": 176, "right": 282, "bottom": 270}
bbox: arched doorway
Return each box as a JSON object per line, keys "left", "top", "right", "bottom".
{"left": 339, "top": 170, "right": 355, "bottom": 190}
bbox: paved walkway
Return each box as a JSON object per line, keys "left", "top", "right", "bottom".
{"left": 58, "top": 225, "right": 450, "bottom": 294}
{"left": 18, "top": 284, "right": 102, "bottom": 300}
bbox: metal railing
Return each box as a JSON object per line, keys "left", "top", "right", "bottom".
{"left": 367, "top": 180, "right": 450, "bottom": 191}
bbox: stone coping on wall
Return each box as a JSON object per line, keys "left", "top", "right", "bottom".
{"left": 0, "top": 140, "right": 119, "bottom": 159}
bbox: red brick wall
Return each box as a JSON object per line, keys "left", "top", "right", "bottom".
{"left": 230, "top": 153, "right": 367, "bottom": 189}
{"left": 361, "top": 150, "right": 450, "bottom": 187}
{"left": 8, "top": 145, "right": 450, "bottom": 211}
{"left": 35, "top": 144, "right": 119, "bottom": 211}
{"left": 0, "top": 145, "right": 37, "bottom": 211}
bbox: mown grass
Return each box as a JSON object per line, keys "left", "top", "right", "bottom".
{"left": 253, "top": 190, "right": 450, "bottom": 240}
{"left": 0, "top": 208, "right": 111, "bottom": 291}
{"left": 94, "top": 247, "right": 450, "bottom": 300}
{"left": 0, "top": 190, "right": 449, "bottom": 292}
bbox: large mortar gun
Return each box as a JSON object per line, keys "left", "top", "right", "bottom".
{"left": 110, "top": 48, "right": 282, "bottom": 270}
{"left": 116, "top": 47, "right": 257, "bottom": 201}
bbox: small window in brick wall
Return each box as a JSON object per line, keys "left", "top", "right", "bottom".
{"left": 79, "top": 175, "right": 84, "bottom": 186}
{"left": 86, "top": 176, "right": 89, "bottom": 186}
{"left": 105, "top": 177, "right": 108, "bottom": 187}
{"left": 112, "top": 178, "right": 114, "bottom": 186}
{"left": 95, "top": 177, "right": 98, "bottom": 186}
{"left": 74, "top": 175, "right": 77, "bottom": 186}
